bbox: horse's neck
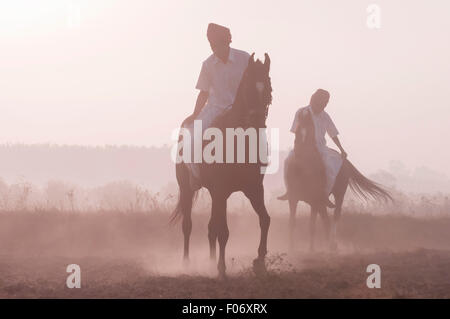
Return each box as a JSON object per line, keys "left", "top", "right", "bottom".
{"left": 221, "top": 99, "right": 246, "bottom": 128}
{"left": 220, "top": 80, "right": 266, "bottom": 129}
{"left": 223, "top": 106, "right": 266, "bottom": 129}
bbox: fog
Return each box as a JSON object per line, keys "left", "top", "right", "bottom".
{"left": 1, "top": 0, "right": 450, "bottom": 175}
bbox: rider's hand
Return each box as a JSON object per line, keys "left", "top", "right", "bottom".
{"left": 341, "top": 151, "right": 348, "bottom": 159}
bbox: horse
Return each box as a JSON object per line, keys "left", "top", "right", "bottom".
{"left": 172, "top": 53, "right": 273, "bottom": 278}
{"left": 278, "top": 106, "right": 392, "bottom": 252}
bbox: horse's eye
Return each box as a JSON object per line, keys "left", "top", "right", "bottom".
{"left": 256, "top": 82, "right": 264, "bottom": 93}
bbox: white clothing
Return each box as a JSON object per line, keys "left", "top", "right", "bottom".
{"left": 291, "top": 106, "right": 343, "bottom": 194}
{"left": 185, "top": 48, "right": 250, "bottom": 186}
{"left": 195, "top": 47, "right": 250, "bottom": 128}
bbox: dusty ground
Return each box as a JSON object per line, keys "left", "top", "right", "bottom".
{"left": 1, "top": 210, "right": 450, "bottom": 298}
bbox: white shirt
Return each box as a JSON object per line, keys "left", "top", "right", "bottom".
{"left": 196, "top": 48, "right": 250, "bottom": 114}
{"left": 186, "top": 48, "right": 250, "bottom": 181}
{"left": 290, "top": 106, "right": 339, "bottom": 151}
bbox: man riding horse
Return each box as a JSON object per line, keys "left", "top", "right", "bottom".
{"left": 289, "top": 89, "right": 347, "bottom": 208}
{"left": 174, "top": 23, "right": 273, "bottom": 278}
{"left": 279, "top": 90, "right": 392, "bottom": 251}
{"left": 182, "top": 23, "right": 251, "bottom": 190}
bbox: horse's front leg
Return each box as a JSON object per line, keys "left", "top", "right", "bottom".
{"left": 208, "top": 212, "right": 218, "bottom": 275}
{"left": 330, "top": 213, "right": 338, "bottom": 251}
{"left": 210, "top": 194, "right": 229, "bottom": 279}
{"left": 288, "top": 199, "right": 298, "bottom": 252}
{"left": 208, "top": 216, "right": 217, "bottom": 262}
{"left": 318, "top": 205, "right": 330, "bottom": 244}
{"left": 309, "top": 206, "right": 318, "bottom": 252}
{"left": 246, "top": 186, "right": 271, "bottom": 275}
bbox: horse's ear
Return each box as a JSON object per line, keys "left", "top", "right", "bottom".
{"left": 248, "top": 52, "right": 255, "bottom": 64}
{"left": 264, "top": 53, "right": 271, "bottom": 72}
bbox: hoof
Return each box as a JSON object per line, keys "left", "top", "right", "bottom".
{"left": 253, "top": 258, "right": 267, "bottom": 276}
{"left": 217, "top": 272, "right": 227, "bottom": 281}
{"left": 183, "top": 257, "right": 191, "bottom": 271}
{"left": 217, "top": 263, "right": 227, "bottom": 280}
{"left": 208, "top": 260, "right": 217, "bottom": 275}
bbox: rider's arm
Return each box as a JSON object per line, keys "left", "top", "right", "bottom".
{"left": 183, "top": 60, "right": 211, "bottom": 126}
{"left": 193, "top": 90, "right": 209, "bottom": 116}
{"left": 183, "top": 90, "right": 209, "bottom": 125}
{"left": 332, "top": 136, "right": 347, "bottom": 159}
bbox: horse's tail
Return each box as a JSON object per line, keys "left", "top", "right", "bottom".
{"left": 345, "top": 160, "right": 393, "bottom": 203}
{"left": 170, "top": 162, "right": 198, "bottom": 224}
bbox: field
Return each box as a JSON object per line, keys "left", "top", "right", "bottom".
{"left": 1, "top": 209, "right": 450, "bottom": 298}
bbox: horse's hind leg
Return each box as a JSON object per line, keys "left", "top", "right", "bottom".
{"left": 181, "top": 189, "right": 194, "bottom": 263}
{"left": 330, "top": 172, "right": 349, "bottom": 251}
{"left": 331, "top": 190, "right": 347, "bottom": 251}
{"left": 176, "top": 163, "right": 194, "bottom": 264}
{"left": 245, "top": 185, "right": 270, "bottom": 275}
{"left": 288, "top": 198, "right": 298, "bottom": 252}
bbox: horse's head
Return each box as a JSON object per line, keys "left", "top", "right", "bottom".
{"left": 236, "top": 53, "right": 272, "bottom": 127}
{"left": 295, "top": 108, "right": 316, "bottom": 152}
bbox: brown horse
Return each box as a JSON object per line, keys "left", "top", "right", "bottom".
{"left": 172, "top": 53, "right": 273, "bottom": 278}
{"left": 278, "top": 106, "right": 393, "bottom": 252}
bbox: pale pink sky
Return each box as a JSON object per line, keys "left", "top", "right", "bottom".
{"left": 1, "top": 0, "right": 450, "bottom": 174}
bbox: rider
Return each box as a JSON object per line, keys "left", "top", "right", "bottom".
{"left": 183, "top": 23, "right": 250, "bottom": 190}
{"left": 290, "top": 89, "right": 348, "bottom": 208}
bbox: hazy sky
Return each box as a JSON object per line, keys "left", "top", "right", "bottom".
{"left": 1, "top": 0, "right": 450, "bottom": 174}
